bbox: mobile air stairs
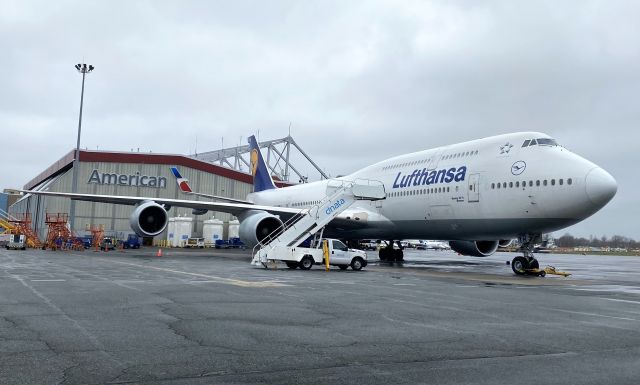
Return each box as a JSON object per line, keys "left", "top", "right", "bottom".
{"left": 251, "top": 179, "right": 386, "bottom": 268}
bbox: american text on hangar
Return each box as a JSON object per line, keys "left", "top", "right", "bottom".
{"left": 87, "top": 169, "right": 167, "bottom": 188}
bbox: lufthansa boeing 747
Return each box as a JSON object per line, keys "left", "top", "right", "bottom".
{"left": 26, "top": 132, "right": 617, "bottom": 274}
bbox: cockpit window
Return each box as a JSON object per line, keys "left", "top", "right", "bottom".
{"left": 528, "top": 139, "right": 537, "bottom": 146}
{"left": 522, "top": 140, "right": 531, "bottom": 147}
{"left": 536, "top": 138, "right": 558, "bottom": 146}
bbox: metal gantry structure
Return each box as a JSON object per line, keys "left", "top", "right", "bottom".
{"left": 191, "top": 135, "right": 328, "bottom": 183}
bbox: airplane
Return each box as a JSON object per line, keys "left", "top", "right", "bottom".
{"left": 24, "top": 132, "right": 617, "bottom": 275}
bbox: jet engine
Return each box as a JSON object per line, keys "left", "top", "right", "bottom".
{"left": 238, "top": 211, "right": 284, "bottom": 247}
{"left": 129, "top": 201, "right": 168, "bottom": 237}
{"left": 498, "top": 239, "right": 513, "bottom": 247}
{"left": 449, "top": 240, "right": 499, "bottom": 257}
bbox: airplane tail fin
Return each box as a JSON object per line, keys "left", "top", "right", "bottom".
{"left": 248, "top": 135, "right": 276, "bottom": 192}
{"left": 170, "top": 167, "right": 193, "bottom": 193}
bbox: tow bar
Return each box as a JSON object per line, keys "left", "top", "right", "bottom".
{"left": 524, "top": 266, "right": 571, "bottom": 277}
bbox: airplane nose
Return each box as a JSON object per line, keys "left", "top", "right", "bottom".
{"left": 585, "top": 167, "right": 617, "bottom": 207}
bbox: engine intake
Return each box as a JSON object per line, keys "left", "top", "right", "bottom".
{"left": 238, "top": 211, "right": 284, "bottom": 247}
{"left": 449, "top": 240, "right": 499, "bottom": 257}
{"left": 129, "top": 201, "right": 168, "bottom": 237}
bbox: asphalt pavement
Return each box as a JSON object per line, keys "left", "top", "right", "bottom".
{"left": 1, "top": 247, "right": 640, "bottom": 384}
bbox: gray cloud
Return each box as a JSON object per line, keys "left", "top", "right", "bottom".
{"left": 1, "top": 0, "right": 638, "bottom": 238}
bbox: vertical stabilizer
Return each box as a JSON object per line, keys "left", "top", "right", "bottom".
{"left": 248, "top": 135, "right": 277, "bottom": 192}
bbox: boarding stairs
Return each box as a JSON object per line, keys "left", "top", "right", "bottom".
{"left": 251, "top": 179, "right": 386, "bottom": 266}
{"left": 5, "top": 211, "right": 42, "bottom": 249}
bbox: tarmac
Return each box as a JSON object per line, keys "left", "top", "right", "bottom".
{"left": 1, "top": 247, "right": 640, "bottom": 384}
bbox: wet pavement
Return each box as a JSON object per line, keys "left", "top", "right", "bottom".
{"left": 1, "top": 247, "right": 640, "bottom": 384}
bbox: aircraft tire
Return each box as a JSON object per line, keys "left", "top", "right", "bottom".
{"left": 394, "top": 249, "right": 404, "bottom": 262}
{"left": 528, "top": 258, "right": 539, "bottom": 270}
{"left": 512, "top": 256, "right": 528, "bottom": 275}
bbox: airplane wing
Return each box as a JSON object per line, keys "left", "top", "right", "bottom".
{"left": 183, "top": 191, "right": 251, "bottom": 204}
{"left": 22, "top": 190, "right": 303, "bottom": 218}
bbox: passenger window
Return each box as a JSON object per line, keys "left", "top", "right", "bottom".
{"left": 491, "top": 183, "right": 495, "bottom": 189}
{"left": 516, "top": 181, "right": 519, "bottom": 187}
{"left": 543, "top": 180, "right": 548, "bottom": 186}
{"left": 509, "top": 182, "right": 513, "bottom": 188}
{"left": 497, "top": 183, "right": 501, "bottom": 189}
{"left": 559, "top": 179, "right": 563, "bottom": 185}
{"left": 568, "top": 178, "right": 572, "bottom": 185}
{"left": 551, "top": 179, "right": 555, "bottom": 186}
{"left": 503, "top": 182, "right": 507, "bottom": 189}
{"left": 522, "top": 140, "right": 531, "bottom": 147}
{"left": 536, "top": 180, "right": 540, "bottom": 186}
{"left": 529, "top": 181, "right": 533, "bottom": 187}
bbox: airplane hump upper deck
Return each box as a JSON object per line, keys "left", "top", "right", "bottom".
{"left": 248, "top": 135, "right": 277, "bottom": 192}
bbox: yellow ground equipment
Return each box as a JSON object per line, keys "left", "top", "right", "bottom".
{"left": 525, "top": 266, "right": 571, "bottom": 277}
{"left": 8, "top": 213, "right": 42, "bottom": 249}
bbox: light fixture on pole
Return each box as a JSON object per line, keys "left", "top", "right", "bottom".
{"left": 69, "top": 63, "right": 95, "bottom": 231}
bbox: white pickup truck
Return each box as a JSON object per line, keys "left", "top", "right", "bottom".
{"left": 266, "top": 238, "right": 368, "bottom": 271}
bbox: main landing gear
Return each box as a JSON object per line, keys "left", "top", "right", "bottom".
{"left": 379, "top": 240, "right": 404, "bottom": 262}
{"left": 511, "top": 233, "right": 541, "bottom": 275}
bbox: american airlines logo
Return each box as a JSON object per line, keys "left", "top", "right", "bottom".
{"left": 392, "top": 166, "right": 467, "bottom": 189}
{"left": 87, "top": 170, "right": 168, "bottom": 188}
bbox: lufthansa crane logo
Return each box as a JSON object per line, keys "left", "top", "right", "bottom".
{"left": 511, "top": 161, "right": 526, "bottom": 175}
{"left": 250, "top": 149, "right": 259, "bottom": 176}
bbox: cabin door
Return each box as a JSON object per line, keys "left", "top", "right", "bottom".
{"left": 468, "top": 173, "right": 480, "bottom": 203}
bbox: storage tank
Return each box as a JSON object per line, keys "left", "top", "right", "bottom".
{"left": 228, "top": 219, "right": 240, "bottom": 239}
{"left": 166, "top": 217, "right": 177, "bottom": 247}
{"left": 173, "top": 216, "right": 193, "bottom": 247}
{"left": 203, "top": 218, "right": 223, "bottom": 247}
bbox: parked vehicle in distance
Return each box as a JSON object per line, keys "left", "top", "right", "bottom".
{"left": 100, "top": 237, "right": 116, "bottom": 251}
{"left": 185, "top": 237, "right": 205, "bottom": 248}
{"left": 215, "top": 238, "right": 245, "bottom": 249}
{"left": 119, "top": 234, "right": 141, "bottom": 249}
{"left": 6, "top": 234, "right": 26, "bottom": 250}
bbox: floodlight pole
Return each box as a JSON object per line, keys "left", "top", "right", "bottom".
{"left": 69, "top": 63, "right": 94, "bottom": 231}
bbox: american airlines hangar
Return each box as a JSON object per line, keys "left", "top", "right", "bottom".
{"left": 10, "top": 148, "right": 293, "bottom": 242}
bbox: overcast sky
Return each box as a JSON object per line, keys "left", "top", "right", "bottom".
{"left": 1, "top": 0, "right": 638, "bottom": 239}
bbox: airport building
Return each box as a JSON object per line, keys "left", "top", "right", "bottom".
{"left": 10, "top": 149, "right": 291, "bottom": 242}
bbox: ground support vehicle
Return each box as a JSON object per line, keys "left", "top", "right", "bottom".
{"left": 185, "top": 237, "right": 205, "bottom": 248}
{"left": 264, "top": 238, "right": 368, "bottom": 271}
{"left": 6, "top": 234, "right": 26, "bottom": 250}
{"left": 100, "top": 237, "right": 116, "bottom": 251}
{"left": 119, "top": 234, "right": 141, "bottom": 249}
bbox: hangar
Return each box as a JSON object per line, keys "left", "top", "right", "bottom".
{"left": 9, "top": 148, "right": 292, "bottom": 242}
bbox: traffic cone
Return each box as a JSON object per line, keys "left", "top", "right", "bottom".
{"left": 156, "top": 248, "right": 163, "bottom": 257}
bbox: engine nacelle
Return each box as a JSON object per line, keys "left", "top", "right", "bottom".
{"left": 129, "top": 201, "right": 168, "bottom": 237}
{"left": 449, "top": 240, "right": 499, "bottom": 257}
{"left": 498, "top": 239, "right": 513, "bottom": 248}
{"left": 238, "top": 211, "right": 284, "bottom": 247}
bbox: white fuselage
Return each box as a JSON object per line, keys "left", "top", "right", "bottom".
{"left": 247, "top": 132, "right": 617, "bottom": 241}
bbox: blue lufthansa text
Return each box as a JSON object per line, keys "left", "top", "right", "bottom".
{"left": 392, "top": 166, "right": 467, "bottom": 189}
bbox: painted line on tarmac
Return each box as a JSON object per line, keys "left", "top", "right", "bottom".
{"left": 95, "top": 258, "right": 289, "bottom": 288}
{"left": 553, "top": 308, "right": 639, "bottom": 322}
{"left": 31, "top": 279, "right": 66, "bottom": 282}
